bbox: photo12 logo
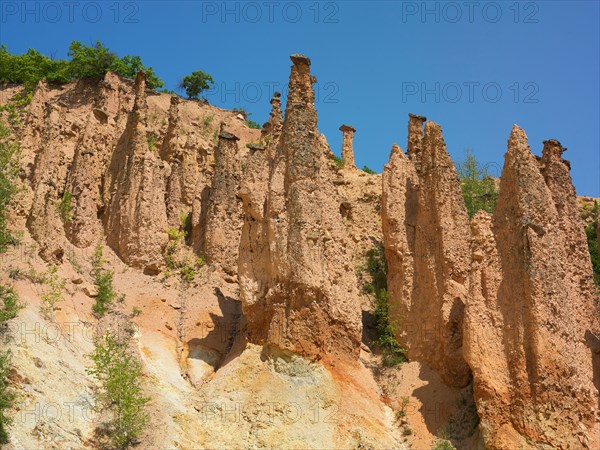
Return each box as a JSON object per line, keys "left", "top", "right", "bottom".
{"left": 204, "top": 81, "right": 339, "bottom": 104}
{"left": 401, "top": 81, "right": 540, "bottom": 104}
{"left": 200, "top": 1, "right": 340, "bottom": 24}
{"left": 1, "top": 1, "right": 140, "bottom": 24}
{"left": 400, "top": 1, "right": 540, "bottom": 24}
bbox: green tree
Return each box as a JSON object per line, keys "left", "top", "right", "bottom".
{"left": 0, "top": 42, "right": 164, "bottom": 92}
{"left": 457, "top": 150, "right": 498, "bottom": 219}
{"left": 180, "top": 70, "right": 214, "bottom": 100}
{"left": 87, "top": 331, "right": 150, "bottom": 449}
{"left": 0, "top": 45, "right": 69, "bottom": 91}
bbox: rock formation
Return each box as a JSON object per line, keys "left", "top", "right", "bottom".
{"left": 238, "top": 54, "right": 362, "bottom": 360}
{"left": 406, "top": 113, "right": 426, "bottom": 162}
{"left": 339, "top": 124, "right": 356, "bottom": 169}
{"left": 463, "top": 126, "right": 600, "bottom": 448}
{"left": 102, "top": 71, "right": 169, "bottom": 270}
{"left": 238, "top": 93, "right": 282, "bottom": 303}
{"left": 65, "top": 72, "right": 130, "bottom": 247}
{"left": 382, "top": 116, "right": 471, "bottom": 388}
{"left": 203, "top": 128, "right": 243, "bottom": 275}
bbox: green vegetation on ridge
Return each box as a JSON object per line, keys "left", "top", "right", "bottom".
{"left": 0, "top": 41, "right": 164, "bottom": 91}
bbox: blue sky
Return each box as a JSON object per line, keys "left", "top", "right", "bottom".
{"left": 2, "top": 1, "right": 599, "bottom": 195}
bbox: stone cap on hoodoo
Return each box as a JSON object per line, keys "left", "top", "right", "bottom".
{"left": 290, "top": 54, "right": 311, "bottom": 66}
{"left": 339, "top": 124, "right": 356, "bottom": 133}
{"left": 409, "top": 113, "right": 427, "bottom": 122}
{"left": 219, "top": 131, "right": 240, "bottom": 141}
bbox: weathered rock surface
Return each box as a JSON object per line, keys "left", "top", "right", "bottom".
{"left": 238, "top": 55, "right": 362, "bottom": 360}
{"left": 382, "top": 117, "right": 471, "bottom": 388}
{"left": 463, "top": 126, "right": 600, "bottom": 449}
{"left": 203, "top": 128, "right": 243, "bottom": 275}
{"left": 102, "top": 72, "right": 169, "bottom": 269}
{"left": 66, "top": 72, "right": 132, "bottom": 247}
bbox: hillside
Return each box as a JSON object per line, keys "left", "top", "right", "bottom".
{"left": 0, "top": 54, "right": 598, "bottom": 450}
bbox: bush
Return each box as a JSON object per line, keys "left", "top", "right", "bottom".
{"left": 0, "top": 285, "right": 20, "bottom": 444}
{"left": 362, "top": 165, "right": 377, "bottom": 175}
{"left": 585, "top": 201, "right": 599, "bottom": 287}
{"left": 180, "top": 70, "right": 214, "bottom": 100}
{"left": 457, "top": 150, "right": 498, "bottom": 219}
{"left": 164, "top": 228, "right": 204, "bottom": 283}
{"left": 0, "top": 350, "right": 14, "bottom": 444}
{"left": 0, "top": 121, "right": 20, "bottom": 252}
{"left": 333, "top": 155, "right": 343, "bottom": 170}
{"left": 432, "top": 439, "right": 456, "bottom": 450}
{"left": 40, "top": 265, "right": 65, "bottom": 318}
{"left": 0, "top": 285, "right": 21, "bottom": 323}
{"left": 57, "top": 190, "right": 74, "bottom": 223}
{"left": 232, "top": 107, "right": 262, "bottom": 129}
{"left": 87, "top": 331, "right": 150, "bottom": 449}
{"left": 146, "top": 134, "right": 158, "bottom": 151}
{"left": 362, "top": 245, "right": 407, "bottom": 366}
{"left": 91, "top": 245, "right": 117, "bottom": 317}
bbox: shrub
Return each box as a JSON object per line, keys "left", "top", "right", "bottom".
{"left": 0, "top": 285, "right": 20, "bottom": 444}
{"left": 91, "top": 245, "right": 117, "bottom": 317}
{"left": 40, "top": 265, "right": 65, "bottom": 318}
{"left": 362, "top": 165, "right": 377, "bottom": 175}
{"left": 247, "top": 119, "right": 262, "bottom": 130}
{"left": 164, "top": 228, "right": 204, "bottom": 283}
{"left": 0, "top": 121, "right": 20, "bottom": 252}
{"left": 432, "top": 439, "right": 456, "bottom": 450}
{"left": 0, "top": 285, "right": 21, "bottom": 323}
{"left": 0, "top": 350, "right": 14, "bottom": 444}
{"left": 180, "top": 70, "right": 214, "bottom": 100}
{"left": 333, "top": 155, "right": 343, "bottom": 170}
{"left": 457, "top": 150, "right": 498, "bottom": 219}
{"left": 146, "top": 134, "right": 158, "bottom": 152}
{"left": 232, "top": 107, "right": 262, "bottom": 129}
{"left": 57, "top": 190, "right": 74, "bottom": 223}
{"left": 361, "top": 245, "right": 407, "bottom": 366}
{"left": 585, "top": 201, "right": 599, "bottom": 287}
{"left": 87, "top": 331, "right": 150, "bottom": 449}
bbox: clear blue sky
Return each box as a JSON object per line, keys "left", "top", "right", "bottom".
{"left": 2, "top": 1, "right": 599, "bottom": 196}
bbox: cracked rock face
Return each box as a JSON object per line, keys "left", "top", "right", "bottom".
{"left": 203, "top": 128, "right": 243, "bottom": 275}
{"left": 102, "top": 71, "right": 169, "bottom": 270}
{"left": 382, "top": 118, "right": 471, "bottom": 388}
{"left": 463, "top": 126, "right": 600, "bottom": 449}
{"left": 238, "top": 55, "right": 362, "bottom": 361}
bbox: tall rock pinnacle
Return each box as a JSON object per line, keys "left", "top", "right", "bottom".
{"left": 102, "top": 71, "right": 168, "bottom": 270}
{"left": 238, "top": 54, "right": 362, "bottom": 360}
{"left": 464, "top": 125, "right": 600, "bottom": 448}
{"left": 204, "top": 127, "right": 243, "bottom": 275}
{"left": 339, "top": 124, "right": 357, "bottom": 169}
{"left": 382, "top": 118, "right": 471, "bottom": 388}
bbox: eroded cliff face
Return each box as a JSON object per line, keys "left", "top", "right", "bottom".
{"left": 382, "top": 116, "right": 471, "bottom": 388}
{"left": 4, "top": 69, "right": 261, "bottom": 270}
{"left": 463, "top": 126, "right": 600, "bottom": 449}
{"left": 238, "top": 55, "right": 362, "bottom": 361}
{"left": 2, "top": 53, "right": 599, "bottom": 450}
